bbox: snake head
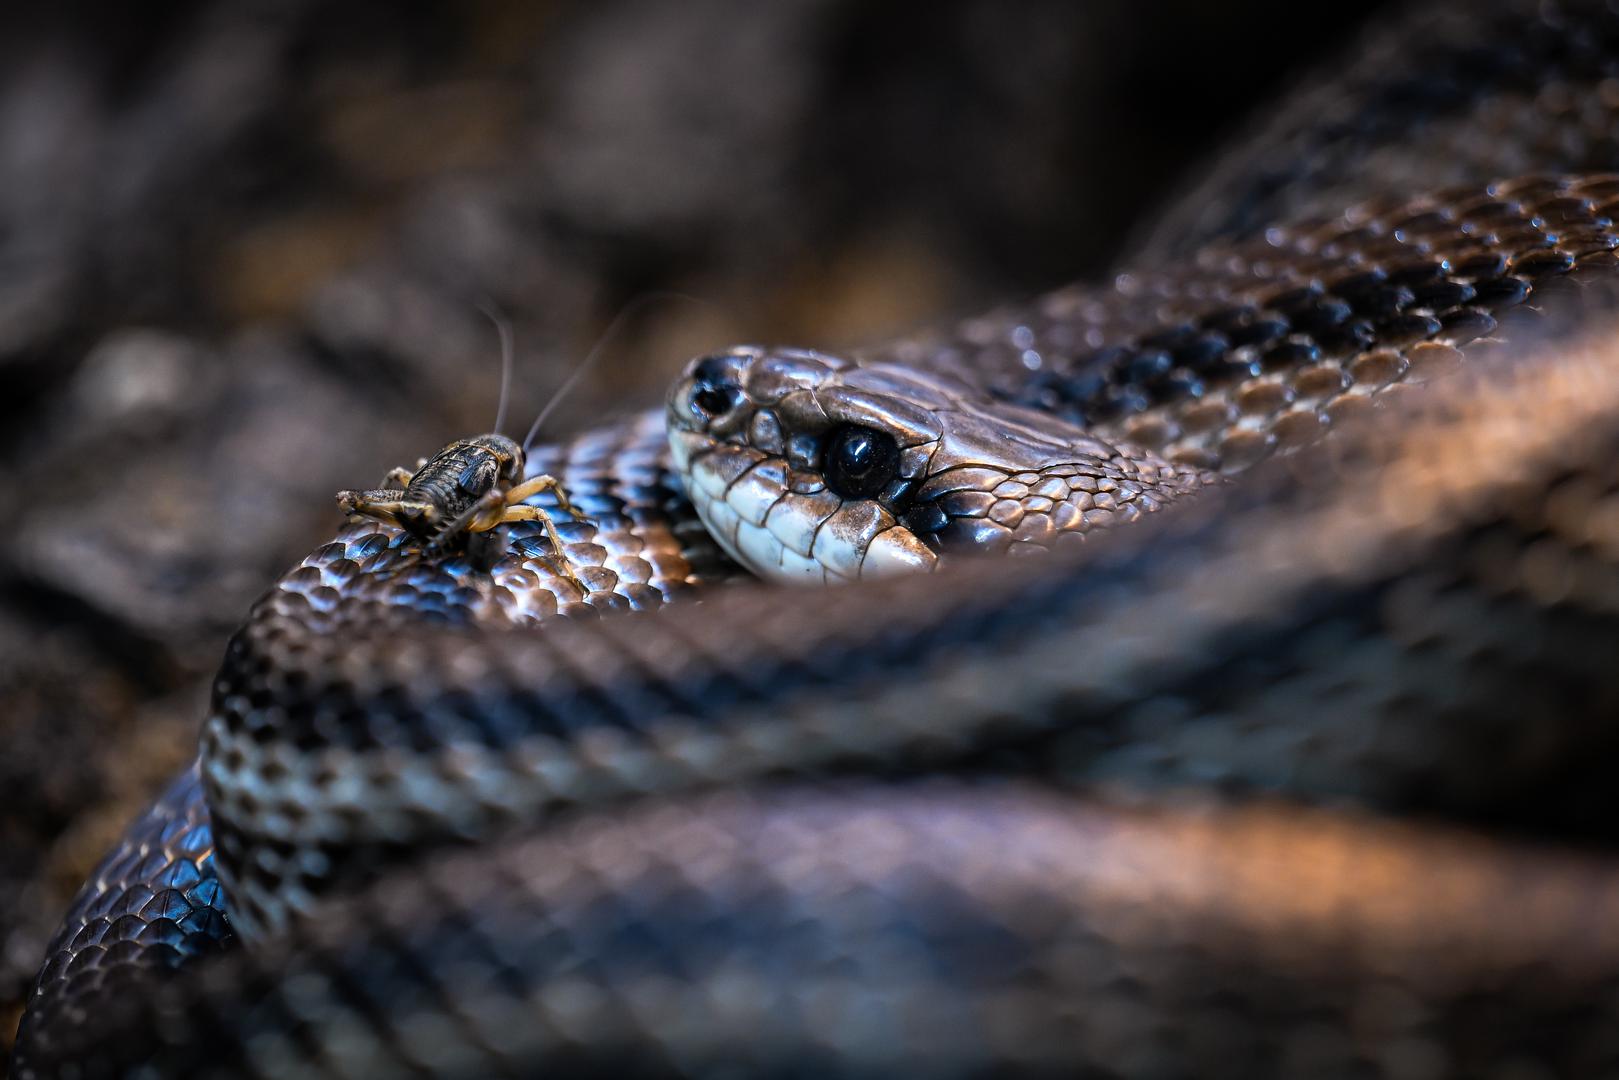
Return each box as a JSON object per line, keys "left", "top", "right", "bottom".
{"left": 668, "top": 347, "right": 1202, "bottom": 584}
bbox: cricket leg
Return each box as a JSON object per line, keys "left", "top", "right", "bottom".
{"left": 497, "top": 504, "right": 587, "bottom": 591}
{"left": 502, "top": 474, "right": 589, "bottom": 524}
{"left": 337, "top": 490, "right": 437, "bottom": 529}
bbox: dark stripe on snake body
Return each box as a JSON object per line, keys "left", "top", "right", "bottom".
{"left": 29, "top": 782, "right": 1619, "bottom": 1077}
{"left": 1138, "top": 0, "right": 1619, "bottom": 256}
{"left": 22, "top": 0, "right": 1619, "bottom": 1075}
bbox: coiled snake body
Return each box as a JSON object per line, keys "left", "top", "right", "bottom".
{"left": 21, "top": 0, "right": 1619, "bottom": 1076}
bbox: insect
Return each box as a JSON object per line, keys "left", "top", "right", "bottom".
{"left": 336, "top": 305, "right": 589, "bottom": 582}
{"left": 337, "top": 294, "right": 708, "bottom": 577}
{"left": 336, "top": 431, "right": 582, "bottom": 551}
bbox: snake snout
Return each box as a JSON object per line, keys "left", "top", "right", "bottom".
{"left": 668, "top": 348, "right": 940, "bottom": 582}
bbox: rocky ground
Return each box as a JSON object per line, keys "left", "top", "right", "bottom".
{"left": 0, "top": 0, "right": 1384, "bottom": 1057}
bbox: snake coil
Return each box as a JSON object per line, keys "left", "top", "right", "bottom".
{"left": 20, "top": 0, "right": 1619, "bottom": 1076}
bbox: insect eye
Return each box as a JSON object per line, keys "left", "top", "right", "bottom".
{"left": 823, "top": 424, "right": 900, "bottom": 500}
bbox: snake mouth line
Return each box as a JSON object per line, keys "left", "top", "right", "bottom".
{"left": 678, "top": 437, "right": 935, "bottom": 582}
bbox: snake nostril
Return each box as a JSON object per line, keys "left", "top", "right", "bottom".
{"left": 685, "top": 354, "right": 749, "bottom": 425}
{"left": 691, "top": 382, "right": 742, "bottom": 422}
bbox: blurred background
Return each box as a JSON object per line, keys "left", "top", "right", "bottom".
{"left": 0, "top": 0, "right": 1392, "bottom": 1056}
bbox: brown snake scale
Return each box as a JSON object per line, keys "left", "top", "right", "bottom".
{"left": 19, "top": 0, "right": 1619, "bottom": 1076}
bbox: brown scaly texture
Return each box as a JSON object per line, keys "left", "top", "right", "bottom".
{"left": 21, "top": 0, "right": 1619, "bottom": 1077}
{"left": 23, "top": 270, "right": 1619, "bottom": 1076}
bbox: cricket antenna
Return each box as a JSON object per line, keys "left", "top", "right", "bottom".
{"left": 521, "top": 291, "right": 713, "bottom": 453}
{"left": 475, "top": 299, "right": 516, "bottom": 437}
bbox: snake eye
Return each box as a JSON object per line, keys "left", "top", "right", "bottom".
{"left": 824, "top": 424, "right": 900, "bottom": 500}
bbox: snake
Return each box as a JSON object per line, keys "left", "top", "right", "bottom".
{"left": 18, "top": 0, "right": 1619, "bottom": 1075}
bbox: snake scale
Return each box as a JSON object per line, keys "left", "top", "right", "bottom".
{"left": 20, "top": 0, "right": 1619, "bottom": 1075}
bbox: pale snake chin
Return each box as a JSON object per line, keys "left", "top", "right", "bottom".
{"left": 19, "top": 1, "right": 1619, "bottom": 1077}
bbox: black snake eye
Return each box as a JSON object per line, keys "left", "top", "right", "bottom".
{"left": 824, "top": 424, "right": 900, "bottom": 500}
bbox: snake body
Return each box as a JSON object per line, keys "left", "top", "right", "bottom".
{"left": 20, "top": 0, "right": 1619, "bottom": 1076}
